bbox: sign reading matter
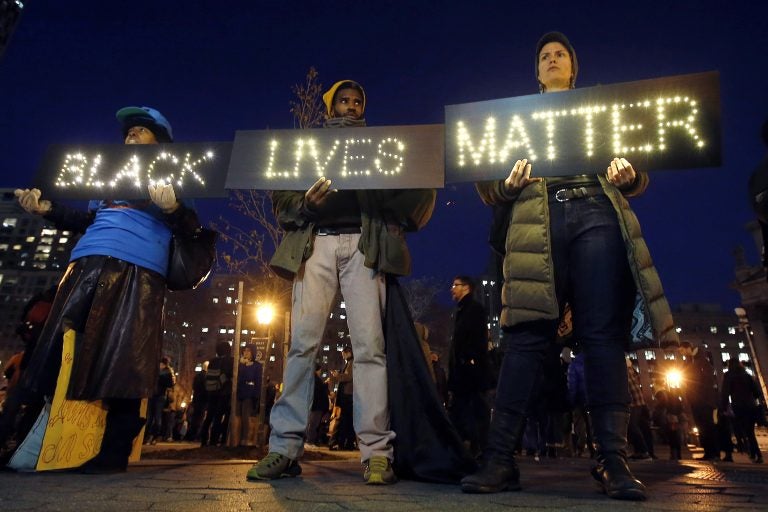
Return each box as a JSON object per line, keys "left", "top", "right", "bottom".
{"left": 226, "top": 125, "right": 444, "bottom": 190}
{"left": 445, "top": 71, "right": 721, "bottom": 182}
{"left": 36, "top": 142, "right": 232, "bottom": 199}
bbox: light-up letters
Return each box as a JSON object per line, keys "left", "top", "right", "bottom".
{"left": 445, "top": 71, "right": 721, "bottom": 181}
{"left": 55, "top": 150, "right": 211, "bottom": 190}
{"left": 38, "top": 142, "right": 231, "bottom": 199}
{"left": 455, "top": 98, "right": 701, "bottom": 167}
{"left": 228, "top": 125, "right": 443, "bottom": 190}
{"left": 265, "top": 137, "right": 405, "bottom": 180}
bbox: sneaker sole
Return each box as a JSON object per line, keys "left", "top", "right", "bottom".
{"left": 247, "top": 466, "right": 302, "bottom": 481}
{"left": 365, "top": 474, "right": 397, "bottom": 485}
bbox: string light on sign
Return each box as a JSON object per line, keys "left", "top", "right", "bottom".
{"left": 53, "top": 150, "right": 214, "bottom": 191}
{"left": 55, "top": 153, "right": 105, "bottom": 189}
{"left": 456, "top": 95, "right": 705, "bottom": 167}
{"left": 456, "top": 115, "right": 537, "bottom": 167}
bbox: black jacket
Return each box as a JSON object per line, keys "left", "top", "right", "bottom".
{"left": 448, "top": 295, "right": 491, "bottom": 392}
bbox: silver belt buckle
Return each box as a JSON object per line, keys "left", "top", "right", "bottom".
{"left": 555, "top": 189, "right": 569, "bottom": 202}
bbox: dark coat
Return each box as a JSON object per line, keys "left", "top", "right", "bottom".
{"left": 22, "top": 202, "right": 200, "bottom": 401}
{"left": 448, "top": 295, "right": 491, "bottom": 393}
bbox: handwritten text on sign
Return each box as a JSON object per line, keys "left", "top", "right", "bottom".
{"left": 37, "top": 142, "right": 232, "bottom": 199}
{"left": 226, "top": 125, "right": 444, "bottom": 190}
{"left": 444, "top": 71, "right": 721, "bottom": 181}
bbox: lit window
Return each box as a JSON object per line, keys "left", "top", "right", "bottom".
{"left": 25, "top": 236, "right": 35, "bottom": 242}
{"left": 201, "top": 327, "right": 209, "bottom": 333}
{"left": 340, "top": 301, "right": 346, "bottom": 309}
{"left": 710, "top": 326, "right": 717, "bottom": 334}
{"left": 228, "top": 329, "right": 234, "bottom": 334}
{"left": 271, "top": 343, "right": 275, "bottom": 349}
{"left": 226, "top": 296, "right": 233, "bottom": 304}
{"left": 42, "top": 228, "right": 57, "bottom": 235}
{"left": 746, "top": 367, "right": 754, "bottom": 376}
{"left": 339, "top": 314, "right": 346, "bottom": 320}
{"left": 720, "top": 342, "right": 727, "bottom": 349}
{"left": 59, "top": 237, "right": 68, "bottom": 244}
{"left": 675, "top": 327, "right": 682, "bottom": 333}
{"left": 3, "top": 218, "right": 17, "bottom": 228}
{"left": 728, "top": 327, "right": 736, "bottom": 335}
{"left": 721, "top": 353, "right": 731, "bottom": 362}
{"left": 645, "top": 350, "right": 657, "bottom": 361}
{"left": 212, "top": 297, "right": 219, "bottom": 304}
{"left": 219, "top": 328, "right": 227, "bottom": 334}
{"left": 269, "top": 355, "right": 276, "bottom": 362}
{"left": 182, "top": 322, "right": 189, "bottom": 327}
{"left": 12, "top": 244, "right": 21, "bottom": 250}
{"left": 323, "top": 345, "right": 330, "bottom": 352}
{"left": 664, "top": 353, "right": 676, "bottom": 360}
{"left": 739, "top": 353, "right": 750, "bottom": 362}
{"left": 738, "top": 341, "right": 745, "bottom": 349}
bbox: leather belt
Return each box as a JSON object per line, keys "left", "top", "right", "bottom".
{"left": 315, "top": 226, "right": 362, "bottom": 235}
{"left": 550, "top": 186, "right": 604, "bottom": 202}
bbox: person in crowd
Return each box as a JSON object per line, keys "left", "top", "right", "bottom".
{"left": 14, "top": 106, "right": 201, "bottom": 473}
{"left": 448, "top": 276, "right": 492, "bottom": 458}
{"left": 625, "top": 358, "right": 655, "bottom": 460}
{"left": 305, "top": 365, "right": 330, "bottom": 446}
{"left": 327, "top": 347, "right": 356, "bottom": 451}
{"left": 186, "top": 361, "right": 209, "bottom": 442}
{"left": 652, "top": 390, "right": 684, "bottom": 460}
{"left": 146, "top": 357, "right": 176, "bottom": 444}
{"left": 200, "top": 341, "right": 234, "bottom": 447}
{"left": 237, "top": 345, "right": 262, "bottom": 446}
{"left": 566, "top": 348, "right": 593, "bottom": 458}
{"left": 247, "top": 79, "right": 435, "bottom": 485}
{"left": 463, "top": 32, "right": 678, "bottom": 500}
{"left": 721, "top": 359, "right": 763, "bottom": 463}
{"left": 431, "top": 352, "right": 449, "bottom": 408}
{"left": 679, "top": 342, "right": 720, "bottom": 460}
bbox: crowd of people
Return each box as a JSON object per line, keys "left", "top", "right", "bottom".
{"left": 1, "top": 29, "right": 768, "bottom": 505}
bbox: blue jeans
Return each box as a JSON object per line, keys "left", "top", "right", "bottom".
{"left": 496, "top": 194, "right": 634, "bottom": 415}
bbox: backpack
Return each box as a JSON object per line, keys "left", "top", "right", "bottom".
{"left": 205, "top": 363, "right": 228, "bottom": 393}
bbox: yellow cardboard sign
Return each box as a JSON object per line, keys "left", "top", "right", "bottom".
{"left": 36, "top": 330, "right": 145, "bottom": 471}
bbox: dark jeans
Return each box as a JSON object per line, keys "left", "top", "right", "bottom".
{"left": 691, "top": 405, "right": 719, "bottom": 458}
{"left": 449, "top": 389, "right": 491, "bottom": 454}
{"left": 629, "top": 405, "right": 655, "bottom": 456}
{"left": 496, "top": 194, "right": 634, "bottom": 417}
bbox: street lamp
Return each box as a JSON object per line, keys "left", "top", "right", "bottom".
{"left": 256, "top": 302, "right": 275, "bottom": 440}
{"left": 666, "top": 368, "right": 683, "bottom": 389}
{"left": 256, "top": 303, "right": 275, "bottom": 326}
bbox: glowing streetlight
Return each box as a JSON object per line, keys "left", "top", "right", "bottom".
{"left": 666, "top": 368, "right": 683, "bottom": 389}
{"left": 256, "top": 303, "right": 275, "bottom": 325}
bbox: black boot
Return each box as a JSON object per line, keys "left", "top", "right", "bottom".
{"left": 461, "top": 410, "right": 524, "bottom": 493}
{"left": 589, "top": 409, "right": 646, "bottom": 501}
{"left": 80, "top": 401, "right": 146, "bottom": 474}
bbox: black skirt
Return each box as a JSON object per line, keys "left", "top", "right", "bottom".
{"left": 22, "top": 255, "right": 166, "bottom": 401}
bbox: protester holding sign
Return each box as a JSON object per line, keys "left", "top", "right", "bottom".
{"left": 464, "top": 32, "right": 678, "bottom": 500}
{"left": 12, "top": 106, "right": 202, "bottom": 473}
{"left": 247, "top": 80, "right": 436, "bottom": 485}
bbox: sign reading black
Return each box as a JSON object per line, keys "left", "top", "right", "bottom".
{"left": 445, "top": 71, "right": 721, "bottom": 182}
{"left": 226, "top": 125, "right": 444, "bottom": 190}
{"left": 36, "top": 142, "right": 232, "bottom": 199}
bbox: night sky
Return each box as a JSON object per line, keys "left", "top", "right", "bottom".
{"left": 2, "top": 1, "right": 768, "bottom": 310}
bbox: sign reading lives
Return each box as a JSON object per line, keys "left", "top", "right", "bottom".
{"left": 37, "top": 142, "right": 232, "bottom": 199}
{"left": 445, "top": 71, "right": 721, "bottom": 182}
{"left": 226, "top": 125, "right": 444, "bottom": 190}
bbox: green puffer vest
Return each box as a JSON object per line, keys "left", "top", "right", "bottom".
{"left": 477, "top": 174, "right": 678, "bottom": 347}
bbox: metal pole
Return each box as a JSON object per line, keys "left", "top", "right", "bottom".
{"left": 227, "top": 280, "right": 243, "bottom": 447}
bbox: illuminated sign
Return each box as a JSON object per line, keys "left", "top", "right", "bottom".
{"left": 226, "top": 125, "right": 444, "bottom": 190}
{"left": 445, "top": 71, "right": 721, "bottom": 182}
{"left": 36, "top": 142, "right": 231, "bottom": 199}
